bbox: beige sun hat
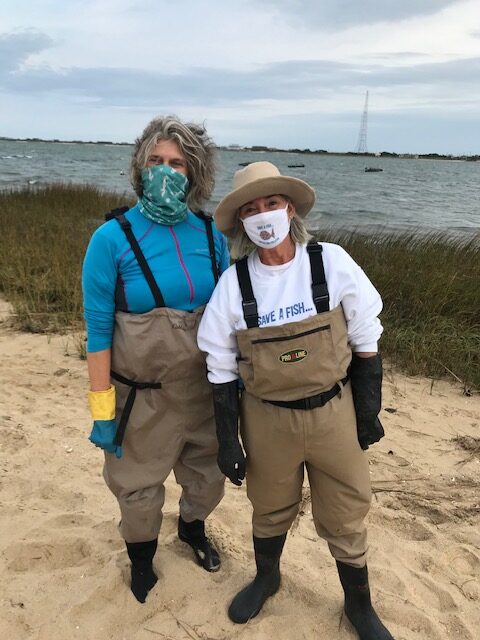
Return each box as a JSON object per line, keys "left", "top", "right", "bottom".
{"left": 214, "top": 161, "right": 316, "bottom": 237}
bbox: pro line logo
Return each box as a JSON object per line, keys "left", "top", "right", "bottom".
{"left": 279, "top": 349, "right": 308, "bottom": 364}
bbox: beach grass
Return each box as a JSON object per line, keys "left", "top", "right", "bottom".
{"left": 0, "top": 184, "right": 478, "bottom": 389}
{"left": 314, "top": 228, "right": 480, "bottom": 390}
{"left": 0, "top": 184, "right": 133, "bottom": 332}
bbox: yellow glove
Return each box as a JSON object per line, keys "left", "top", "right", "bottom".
{"left": 88, "top": 385, "right": 116, "bottom": 421}
{"left": 88, "top": 385, "right": 121, "bottom": 458}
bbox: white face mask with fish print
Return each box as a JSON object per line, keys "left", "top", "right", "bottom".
{"left": 241, "top": 206, "right": 291, "bottom": 249}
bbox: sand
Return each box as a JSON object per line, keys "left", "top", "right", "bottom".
{"left": 0, "top": 298, "right": 479, "bottom": 640}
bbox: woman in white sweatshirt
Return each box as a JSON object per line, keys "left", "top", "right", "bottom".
{"left": 197, "top": 161, "right": 394, "bottom": 640}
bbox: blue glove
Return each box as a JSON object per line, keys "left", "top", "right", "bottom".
{"left": 89, "top": 420, "right": 123, "bottom": 458}
{"left": 87, "top": 385, "right": 122, "bottom": 458}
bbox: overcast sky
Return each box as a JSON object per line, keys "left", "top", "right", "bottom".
{"left": 1, "top": 0, "right": 479, "bottom": 153}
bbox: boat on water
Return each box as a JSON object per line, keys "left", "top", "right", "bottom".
{"left": 288, "top": 164, "right": 305, "bottom": 168}
{"left": 238, "top": 162, "right": 250, "bottom": 167}
{"left": 365, "top": 167, "right": 383, "bottom": 173}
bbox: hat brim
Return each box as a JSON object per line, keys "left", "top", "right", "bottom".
{"left": 214, "top": 176, "right": 316, "bottom": 237}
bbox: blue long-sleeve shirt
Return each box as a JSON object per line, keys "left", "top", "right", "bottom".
{"left": 82, "top": 205, "right": 230, "bottom": 352}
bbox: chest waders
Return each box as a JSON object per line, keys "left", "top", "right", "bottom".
{"left": 103, "top": 211, "right": 225, "bottom": 544}
{"left": 235, "top": 242, "right": 372, "bottom": 568}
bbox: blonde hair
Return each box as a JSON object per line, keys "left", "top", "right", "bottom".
{"left": 230, "top": 207, "right": 312, "bottom": 260}
{"left": 130, "top": 115, "right": 215, "bottom": 212}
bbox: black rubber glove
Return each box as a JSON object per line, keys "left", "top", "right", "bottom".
{"left": 212, "top": 380, "right": 246, "bottom": 486}
{"left": 349, "top": 353, "right": 385, "bottom": 450}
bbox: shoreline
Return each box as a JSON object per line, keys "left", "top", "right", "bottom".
{"left": 1, "top": 137, "right": 478, "bottom": 161}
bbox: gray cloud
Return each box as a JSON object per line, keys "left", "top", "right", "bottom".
{"left": 0, "top": 31, "right": 55, "bottom": 75}
{"left": 256, "top": 0, "right": 460, "bottom": 28}
{"left": 2, "top": 56, "right": 479, "bottom": 108}
{"left": 368, "top": 52, "right": 430, "bottom": 60}
{"left": 369, "top": 57, "right": 480, "bottom": 86}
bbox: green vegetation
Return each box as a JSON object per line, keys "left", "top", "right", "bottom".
{"left": 0, "top": 184, "right": 133, "bottom": 332}
{"left": 0, "top": 185, "right": 478, "bottom": 389}
{"left": 313, "top": 228, "right": 479, "bottom": 390}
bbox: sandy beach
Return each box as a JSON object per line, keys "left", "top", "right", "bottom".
{"left": 0, "top": 298, "right": 478, "bottom": 640}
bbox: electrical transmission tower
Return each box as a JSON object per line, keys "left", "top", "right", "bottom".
{"left": 355, "top": 91, "right": 369, "bottom": 153}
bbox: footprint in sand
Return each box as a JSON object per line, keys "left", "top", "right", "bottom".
{"left": 442, "top": 614, "right": 476, "bottom": 640}
{"left": 91, "top": 519, "right": 125, "bottom": 549}
{"left": 449, "top": 545, "right": 480, "bottom": 601}
{"left": 411, "top": 570, "right": 458, "bottom": 611}
{"left": 368, "top": 561, "right": 409, "bottom": 600}
{"left": 382, "top": 513, "right": 435, "bottom": 542}
{"left": 391, "top": 603, "right": 471, "bottom": 640}
{"left": 0, "top": 423, "right": 28, "bottom": 452}
{"left": 64, "top": 570, "right": 129, "bottom": 624}
{"left": 5, "top": 538, "right": 92, "bottom": 572}
{"left": 450, "top": 545, "right": 480, "bottom": 574}
{"left": 401, "top": 550, "right": 435, "bottom": 574}
{"left": 47, "top": 513, "right": 95, "bottom": 529}
{"left": 35, "top": 482, "right": 86, "bottom": 509}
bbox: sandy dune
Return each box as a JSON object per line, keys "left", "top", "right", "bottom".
{"left": 0, "top": 299, "right": 479, "bottom": 640}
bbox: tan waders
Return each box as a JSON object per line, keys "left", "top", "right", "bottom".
{"left": 104, "top": 305, "right": 225, "bottom": 543}
{"left": 102, "top": 212, "right": 224, "bottom": 565}
{"left": 226, "top": 243, "right": 387, "bottom": 634}
{"left": 235, "top": 245, "right": 371, "bottom": 566}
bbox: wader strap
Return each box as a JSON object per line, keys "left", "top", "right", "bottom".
{"left": 307, "top": 242, "right": 330, "bottom": 313}
{"left": 111, "top": 370, "right": 162, "bottom": 446}
{"left": 235, "top": 257, "right": 259, "bottom": 328}
{"left": 105, "top": 205, "right": 129, "bottom": 222}
{"left": 236, "top": 245, "right": 331, "bottom": 326}
{"left": 264, "top": 375, "right": 349, "bottom": 411}
{"left": 194, "top": 211, "right": 220, "bottom": 284}
{"left": 115, "top": 214, "right": 166, "bottom": 308}
{"left": 114, "top": 275, "right": 128, "bottom": 312}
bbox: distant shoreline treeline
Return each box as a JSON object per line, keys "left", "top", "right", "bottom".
{"left": 1, "top": 137, "right": 478, "bottom": 162}
{"left": 0, "top": 184, "right": 478, "bottom": 390}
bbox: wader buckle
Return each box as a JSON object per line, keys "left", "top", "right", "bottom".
{"left": 312, "top": 283, "right": 329, "bottom": 309}
{"left": 264, "top": 376, "right": 349, "bottom": 411}
{"left": 304, "top": 394, "right": 320, "bottom": 410}
{"left": 242, "top": 300, "right": 258, "bottom": 323}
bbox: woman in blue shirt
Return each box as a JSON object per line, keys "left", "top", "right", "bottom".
{"left": 82, "top": 116, "right": 229, "bottom": 604}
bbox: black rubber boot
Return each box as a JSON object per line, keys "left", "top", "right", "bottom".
{"left": 336, "top": 561, "right": 394, "bottom": 640}
{"left": 178, "top": 516, "right": 221, "bottom": 572}
{"left": 228, "top": 533, "right": 287, "bottom": 624}
{"left": 125, "top": 539, "right": 158, "bottom": 603}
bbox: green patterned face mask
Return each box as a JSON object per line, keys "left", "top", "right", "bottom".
{"left": 139, "top": 164, "right": 189, "bottom": 225}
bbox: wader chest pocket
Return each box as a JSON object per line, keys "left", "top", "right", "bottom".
{"left": 248, "top": 323, "right": 343, "bottom": 400}
{"left": 251, "top": 325, "right": 329, "bottom": 344}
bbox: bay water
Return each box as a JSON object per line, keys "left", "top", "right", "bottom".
{"left": 1, "top": 140, "right": 479, "bottom": 234}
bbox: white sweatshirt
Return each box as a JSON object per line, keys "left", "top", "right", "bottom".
{"left": 197, "top": 242, "right": 383, "bottom": 384}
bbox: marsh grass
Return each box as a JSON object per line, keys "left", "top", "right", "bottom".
{"left": 0, "top": 185, "right": 478, "bottom": 388}
{"left": 313, "top": 228, "right": 480, "bottom": 390}
{"left": 0, "top": 184, "right": 133, "bottom": 332}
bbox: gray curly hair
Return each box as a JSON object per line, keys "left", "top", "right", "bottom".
{"left": 130, "top": 115, "right": 216, "bottom": 212}
{"left": 229, "top": 204, "right": 312, "bottom": 260}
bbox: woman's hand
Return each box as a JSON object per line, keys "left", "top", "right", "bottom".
{"left": 217, "top": 440, "right": 246, "bottom": 486}
{"left": 87, "top": 381, "right": 122, "bottom": 458}
{"left": 350, "top": 353, "right": 385, "bottom": 450}
{"left": 212, "top": 380, "right": 246, "bottom": 486}
{"left": 89, "top": 419, "right": 122, "bottom": 458}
